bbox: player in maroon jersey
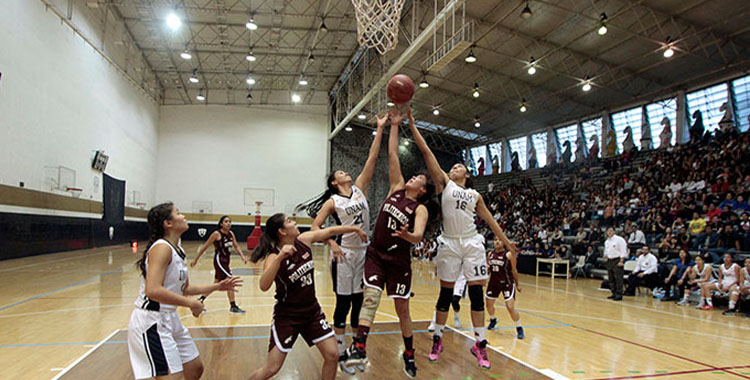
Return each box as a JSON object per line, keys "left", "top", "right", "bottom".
{"left": 345, "top": 106, "right": 436, "bottom": 379}
{"left": 485, "top": 237, "right": 524, "bottom": 339}
{"left": 248, "top": 213, "right": 367, "bottom": 380}
{"left": 191, "top": 215, "right": 248, "bottom": 313}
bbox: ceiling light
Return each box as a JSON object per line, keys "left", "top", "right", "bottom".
{"left": 527, "top": 57, "right": 536, "bottom": 75}
{"left": 299, "top": 78, "right": 308, "bottom": 86}
{"left": 246, "top": 76, "right": 256, "bottom": 85}
{"left": 180, "top": 50, "right": 192, "bottom": 60}
{"left": 465, "top": 48, "right": 477, "bottom": 63}
{"left": 196, "top": 90, "right": 205, "bottom": 101}
{"left": 520, "top": 1, "right": 532, "bottom": 19}
{"left": 520, "top": 98, "right": 527, "bottom": 113}
{"left": 246, "top": 51, "right": 256, "bottom": 62}
{"left": 166, "top": 12, "right": 181, "bottom": 30}
{"left": 387, "top": 101, "right": 395, "bottom": 107}
{"left": 474, "top": 116, "right": 481, "bottom": 128}
{"left": 419, "top": 78, "right": 429, "bottom": 88}
{"left": 582, "top": 82, "right": 592, "bottom": 92}
{"left": 292, "top": 94, "right": 301, "bottom": 103}
{"left": 404, "top": 140, "right": 410, "bottom": 146}
{"left": 247, "top": 92, "right": 253, "bottom": 100}
{"left": 358, "top": 113, "right": 366, "bottom": 120}
{"left": 433, "top": 108, "right": 440, "bottom": 116}
{"left": 597, "top": 13, "right": 608, "bottom": 35}
{"left": 663, "top": 47, "right": 674, "bottom": 58}
{"left": 320, "top": 19, "right": 328, "bottom": 32}
{"left": 472, "top": 83, "right": 480, "bottom": 98}
{"left": 245, "top": 18, "right": 258, "bottom": 30}
{"left": 345, "top": 126, "right": 353, "bottom": 132}
{"left": 372, "top": 130, "right": 377, "bottom": 136}
{"left": 189, "top": 69, "right": 199, "bottom": 83}
{"left": 309, "top": 53, "right": 315, "bottom": 62}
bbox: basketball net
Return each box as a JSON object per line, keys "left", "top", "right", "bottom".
{"left": 351, "top": 0, "right": 406, "bottom": 54}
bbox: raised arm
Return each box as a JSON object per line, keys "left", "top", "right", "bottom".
{"left": 387, "top": 107, "right": 406, "bottom": 195}
{"left": 355, "top": 115, "right": 387, "bottom": 196}
{"left": 476, "top": 194, "right": 516, "bottom": 254}
{"left": 298, "top": 225, "right": 367, "bottom": 247}
{"left": 406, "top": 108, "right": 449, "bottom": 193}
{"left": 191, "top": 231, "right": 220, "bottom": 267}
{"left": 310, "top": 202, "right": 346, "bottom": 262}
{"left": 259, "top": 245, "right": 295, "bottom": 292}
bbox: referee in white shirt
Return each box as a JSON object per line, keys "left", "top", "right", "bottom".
{"left": 604, "top": 227, "right": 628, "bottom": 300}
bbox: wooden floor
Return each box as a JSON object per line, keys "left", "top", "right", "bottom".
{"left": 1, "top": 242, "right": 748, "bottom": 380}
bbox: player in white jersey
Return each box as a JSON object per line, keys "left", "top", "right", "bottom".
{"left": 677, "top": 254, "right": 715, "bottom": 306}
{"left": 724, "top": 258, "right": 750, "bottom": 315}
{"left": 295, "top": 114, "right": 387, "bottom": 373}
{"left": 407, "top": 109, "right": 515, "bottom": 370}
{"left": 129, "top": 203, "right": 241, "bottom": 379}
{"left": 699, "top": 253, "right": 739, "bottom": 310}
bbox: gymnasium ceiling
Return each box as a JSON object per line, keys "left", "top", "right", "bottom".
{"left": 68, "top": 0, "right": 750, "bottom": 141}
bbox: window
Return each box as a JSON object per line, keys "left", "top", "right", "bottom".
{"left": 531, "top": 133, "right": 547, "bottom": 167}
{"left": 686, "top": 82, "right": 728, "bottom": 133}
{"left": 467, "top": 146, "right": 487, "bottom": 176}
{"left": 646, "top": 98, "right": 678, "bottom": 146}
{"left": 555, "top": 124, "right": 577, "bottom": 162}
{"left": 732, "top": 75, "right": 750, "bottom": 132}
{"left": 488, "top": 142, "right": 502, "bottom": 173}
{"left": 610, "top": 107, "right": 642, "bottom": 151}
{"left": 581, "top": 118, "right": 602, "bottom": 157}
{"left": 508, "top": 137, "right": 527, "bottom": 170}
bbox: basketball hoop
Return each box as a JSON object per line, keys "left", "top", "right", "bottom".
{"left": 351, "top": 0, "right": 406, "bottom": 54}
{"left": 66, "top": 187, "right": 83, "bottom": 199}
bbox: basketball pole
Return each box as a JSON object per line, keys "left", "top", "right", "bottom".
{"left": 328, "top": 0, "right": 465, "bottom": 140}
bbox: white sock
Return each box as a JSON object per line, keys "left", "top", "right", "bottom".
{"left": 336, "top": 334, "right": 345, "bottom": 355}
{"left": 729, "top": 301, "right": 736, "bottom": 309}
{"left": 431, "top": 310, "right": 436, "bottom": 323}
{"left": 515, "top": 319, "right": 522, "bottom": 327}
{"left": 434, "top": 324, "right": 445, "bottom": 337}
{"left": 475, "top": 327, "right": 486, "bottom": 342}
{"left": 706, "top": 297, "right": 713, "bottom": 306}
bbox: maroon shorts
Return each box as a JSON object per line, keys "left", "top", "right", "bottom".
{"left": 363, "top": 246, "right": 412, "bottom": 298}
{"left": 486, "top": 277, "right": 515, "bottom": 301}
{"left": 268, "top": 306, "right": 334, "bottom": 353}
{"left": 213, "top": 253, "right": 232, "bottom": 281}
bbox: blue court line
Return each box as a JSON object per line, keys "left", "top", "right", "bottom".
{"left": 0, "top": 269, "right": 122, "bottom": 312}
{"left": 518, "top": 309, "right": 569, "bottom": 325}
{"left": 0, "top": 324, "right": 569, "bottom": 349}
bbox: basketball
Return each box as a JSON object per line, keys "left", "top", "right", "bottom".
{"left": 387, "top": 74, "right": 415, "bottom": 104}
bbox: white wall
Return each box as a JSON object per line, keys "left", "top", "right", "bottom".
{"left": 0, "top": 0, "right": 159, "bottom": 204}
{"left": 156, "top": 105, "right": 329, "bottom": 216}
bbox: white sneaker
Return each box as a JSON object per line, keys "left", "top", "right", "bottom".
{"left": 427, "top": 321, "right": 436, "bottom": 332}
{"left": 454, "top": 315, "right": 462, "bottom": 329}
{"left": 677, "top": 298, "right": 688, "bottom": 306}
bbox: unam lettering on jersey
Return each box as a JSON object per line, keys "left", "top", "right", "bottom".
{"left": 288, "top": 261, "right": 315, "bottom": 282}
{"left": 382, "top": 203, "right": 410, "bottom": 225}
{"left": 345, "top": 202, "right": 366, "bottom": 216}
{"left": 452, "top": 189, "right": 476, "bottom": 202}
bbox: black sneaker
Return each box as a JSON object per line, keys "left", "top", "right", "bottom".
{"left": 488, "top": 317, "right": 498, "bottom": 330}
{"left": 402, "top": 349, "right": 417, "bottom": 378}
{"left": 229, "top": 305, "right": 246, "bottom": 314}
{"left": 722, "top": 309, "right": 737, "bottom": 316}
{"left": 345, "top": 341, "right": 368, "bottom": 366}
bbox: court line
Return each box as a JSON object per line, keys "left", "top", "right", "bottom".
{"left": 586, "top": 365, "right": 750, "bottom": 380}
{"left": 0, "top": 250, "right": 111, "bottom": 273}
{"left": 49, "top": 328, "right": 120, "bottom": 380}
{"left": 446, "top": 325, "right": 566, "bottom": 380}
{"left": 518, "top": 278, "right": 750, "bottom": 331}
{"left": 0, "top": 269, "right": 123, "bottom": 312}
{"left": 520, "top": 308, "right": 750, "bottom": 344}
{"left": 0, "top": 303, "right": 133, "bottom": 319}
{"left": 519, "top": 310, "right": 750, "bottom": 380}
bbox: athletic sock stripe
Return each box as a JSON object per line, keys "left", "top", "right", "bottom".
{"left": 145, "top": 323, "right": 169, "bottom": 376}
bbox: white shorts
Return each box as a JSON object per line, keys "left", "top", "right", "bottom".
{"left": 331, "top": 246, "right": 367, "bottom": 295}
{"left": 128, "top": 308, "right": 199, "bottom": 379}
{"left": 453, "top": 272, "right": 467, "bottom": 298}
{"left": 436, "top": 234, "right": 488, "bottom": 282}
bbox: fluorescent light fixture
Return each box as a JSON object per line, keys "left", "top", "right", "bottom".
{"left": 245, "top": 18, "right": 258, "bottom": 30}
{"left": 292, "top": 94, "right": 301, "bottom": 103}
{"left": 180, "top": 50, "right": 192, "bottom": 60}
{"left": 166, "top": 12, "right": 181, "bottom": 30}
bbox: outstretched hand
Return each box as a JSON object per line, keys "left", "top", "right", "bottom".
{"left": 217, "top": 276, "right": 243, "bottom": 292}
{"left": 389, "top": 106, "right": 406, "bottom": 126}
{"left": 356, "top": 228, "right": 369, "bottom": 244}
{"left": 391, "top": 224, "right": 410, "bottom": 239}
{"left": 375, "top": 114, "right": 388, "bottom": 130}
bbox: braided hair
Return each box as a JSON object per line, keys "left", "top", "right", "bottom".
{"left": 135, "top": 202, "right": 174, "bottom": 278}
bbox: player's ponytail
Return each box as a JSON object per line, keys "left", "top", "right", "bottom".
{"left": 416, "top": 172, "right": 441, "bottom": 227}
{"left": 136, "top": 202, "right": 174, "bottom": 278}
{"left": 251, "top": 213, "right": 286, "bottom": 263}
{"left": 294, "top": 172, "right": 338, "bottom": 218}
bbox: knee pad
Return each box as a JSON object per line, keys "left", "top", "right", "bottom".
{"left": 360, "top": 287, "right": 382, "bottom": 323}
{"left": 451, "top": 295, "right": 461, "bottom": 312}
{"left": 436, "top": 287, "right": 453, "bottom": 312}
{"left": 469, "top": 285, "right": 485, "bottom": 311}
{"left": 333, "top": 294, "right": 352, "bottom": 329}
{"left": 350, "top": 293, "right": 364, "bottom": 328}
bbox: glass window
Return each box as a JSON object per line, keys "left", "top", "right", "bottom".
{"left": 646, "top": 98, "right": 678, "bottom": 146}
{"left": 488, "top": 142, "right": 502, "bottom": 173}
{"left": 555, "top": 124, "right": 577, "bottom": 162}
{"left": 508, "top": 137, "right": 527, "bottom": 170}
{"left": 531, "top": 133, "right": 547, "bottom": 167}
{"left": 686, "top": 82, "right": 728, "bottom": 133}
{"left": 610, "top": 107, "right": 642, "bottom": 151}
{"left": 468, "top": 146, "right": 486, "bottom": 176}
{"left": 581, "top": 118, "right": 602, "bottom": 157}
{"left": 732, "top": 75, "right": 750, "bottom": 132}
